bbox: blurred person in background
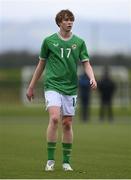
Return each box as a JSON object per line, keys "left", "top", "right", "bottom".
{"left": 79, "top": 73, "right": 91, "bottom": 122}
{"left": 26, "top": 9, "right": 97, "bottom": 171}
{"left": 97, "top": 67, "right": 116, "bottom": 122}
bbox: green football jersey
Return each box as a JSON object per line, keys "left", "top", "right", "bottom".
{"left": 39, "top": 33, "right": 89, "bottom": 95}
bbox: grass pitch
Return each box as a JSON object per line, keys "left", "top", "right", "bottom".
{"left": 0, "top": 107, "right": 131, "bottom": 179}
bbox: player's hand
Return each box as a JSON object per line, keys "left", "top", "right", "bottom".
{"left": 26, "top": 87, "right": 34, "bottom": 101}
{"left": 90, "top": 79, "right": 97, "bottom": 90}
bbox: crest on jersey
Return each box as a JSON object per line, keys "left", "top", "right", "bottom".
{"left": 72, "top": 44, "right": 77, "bottom": 49}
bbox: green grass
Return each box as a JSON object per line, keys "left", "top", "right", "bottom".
{"left": 0, "top": 104, "right": 131, "bottom": 117}
{"left": 0, "top": 110, "right": 131, "bottom": 179}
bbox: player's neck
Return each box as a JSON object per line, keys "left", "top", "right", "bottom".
{"left": 59, "top": 30, "right": 72, "bottom": 39}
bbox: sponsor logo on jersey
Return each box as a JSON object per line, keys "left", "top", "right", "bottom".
{"left": 53, "top": 43, "right": 59, "bottom": 47}
{"left": 72, "top": 44, "right": 77, "bottom": 49}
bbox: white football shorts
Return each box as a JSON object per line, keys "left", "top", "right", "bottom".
{"left": 44, "top": 90, "right": 77, "bottom": 116}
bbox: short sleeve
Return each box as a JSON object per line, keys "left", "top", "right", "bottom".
{"left": 39, "top": 38, "right": 49, "bottom": 60}
{"left": 79, "top": 41, "right": 89, "bottom": 62}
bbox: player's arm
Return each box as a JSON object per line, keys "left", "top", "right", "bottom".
{"left": 26, "top": 60, "right": 46, "bottom": 101}
{"left": 82, "top": 61, "right": 97, "bottom": 90}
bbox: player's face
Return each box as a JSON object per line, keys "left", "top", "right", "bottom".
{"left": 59, "top": 17, "right": 74, "bottom": 32}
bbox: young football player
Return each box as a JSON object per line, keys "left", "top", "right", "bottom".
{"left": 26, "top": 9, "right": 97, "bottom": 171}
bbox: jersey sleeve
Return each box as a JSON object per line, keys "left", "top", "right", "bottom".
{"left": 39, "top": 38, "right": 49, "bottom": 60}
{"left": 79, "top": 41, "right": 89, "bottom": 62}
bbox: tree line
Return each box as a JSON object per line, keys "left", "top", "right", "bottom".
{"left": 0, "top": 51, "right": 131, "bottom": 68}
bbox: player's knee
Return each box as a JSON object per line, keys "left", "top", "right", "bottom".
{"left": 63, "top": 119, "right": 72, "bottom": 131}
{"left": 51, "top": 115, "right": 59, "bottom": 125}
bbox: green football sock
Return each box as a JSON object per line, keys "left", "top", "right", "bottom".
{"left": 62, "top": 143, "right": 72, "bottom": 164}
{"left": 47, "top": 142, "right": 56, "bottom": 160}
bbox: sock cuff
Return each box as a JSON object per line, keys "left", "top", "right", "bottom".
{"left": 48, "top": 142, "right": 56, "bottom": 147}
{"left": 62, "top": 143, "right": 72, "bottom": 149}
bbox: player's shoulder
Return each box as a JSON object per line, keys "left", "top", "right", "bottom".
{"left": 73, "top": 34, "right": 85, "bottom": 43}
{"left": 44, "top": 33, "right": 58, "bottom": 41}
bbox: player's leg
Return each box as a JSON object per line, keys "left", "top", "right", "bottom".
{"left": 62, "top": 116, "right": 73, "bottom": 170}
{"left": 61, "top": 95, "right": 77, "bottom": 171}
{"left": 44, "top": 91, "right": 61, "bottom": 171}
{"left": 45, "top": 106, "right": 61, "bottom": 171}
{"left": 62, "top": 116, "right": 73, "bottom": 143}
{"left": 47, "top": 106, "right": 61, "bottom": 142}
